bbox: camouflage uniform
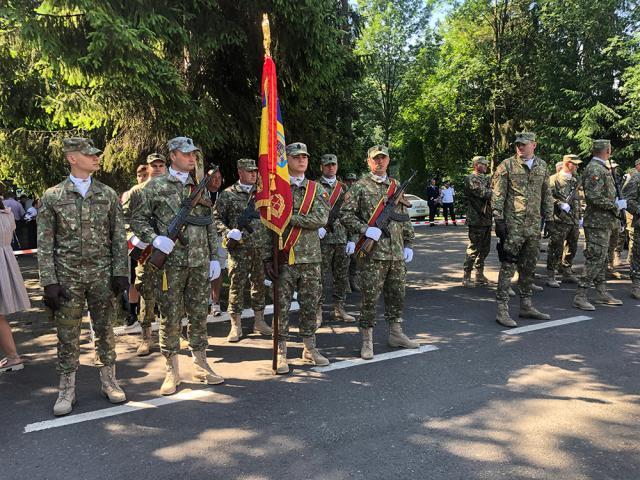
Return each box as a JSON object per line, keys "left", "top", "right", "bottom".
{"left": 340, "top": 172, "right": 415, "bottom": 328}
{"left": 622, "top": 166, "right": 640, "bottom": 295}
{"left": 463, "top": 166, "right": 492, "bottom": 276}
{"left": 546, "top": 170, "right": 581, "bottom": 276}
{"left": 38, "top": 178, "right": 128, "bottom": 374}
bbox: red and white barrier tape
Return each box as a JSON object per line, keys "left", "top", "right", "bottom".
{"left": 411, "top": 219, "right": 466, "bottom": 226}
{"left": 13, "top": 249, "right": 37, "bottom": 255}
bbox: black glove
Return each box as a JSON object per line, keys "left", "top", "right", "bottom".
{"left": 264, "top": 261, "right": 279, "bottom": 281}
{"left": 111, "top": 276, "right": 130, "bottom": 296}
{"left": 494, "top": 219, "right": 508, "bottom": 240}
{"left": 43, "top": 284, "right": 71, "bottom": 311}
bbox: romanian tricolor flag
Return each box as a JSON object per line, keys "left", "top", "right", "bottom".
{"left": 256, "top": 17, "right": 291, "bottom": 241}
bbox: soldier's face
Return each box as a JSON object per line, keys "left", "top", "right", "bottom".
{"left": 136, "top": 169, "right": 149, "bottom": 184}
{"left": 238, "top": 168, "right": 257, "bottom": 185}
{"left": 171, "top": 150, "right": 198, "bottom": 172}
{"left": 148, "top": 160, "right": 167, "bottom": 178}
{"left": 368, "top": 154, "right": 389, "bottom": 175}
{"left": 476, "top": 163, "right": 487, "bottom": 174}
{"left": 207, "top": 170, "right": 222, "bottom": 192}
{"left": 288, "top": 154, "right": 308, "bottom": 176}
{"left": 565, "top": 162, "right": 577, "bottom": 174}
{"left": 321, "top": 163, "right": 338, "bottom": 178}
{"left": 515, "top": 141, "right": 536, "bottom": 158}
{"left": 68, "top": 152, "right": 100, "bottom": 175}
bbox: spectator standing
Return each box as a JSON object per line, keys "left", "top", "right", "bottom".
{"left": 440, "top": 181, "right": 457, "bottom": 226}
{"left": 3, "top": 193, "right": 25, "bottom": 249}
{"left": 426, "top": 179, "right": 440, "bottom": 226}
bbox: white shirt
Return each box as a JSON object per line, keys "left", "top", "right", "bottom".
{"left": 371, "top": 174, "right": 388, "bottom": 183}
{"left": 290, "top": 176, "right": 305, "bottom": 187}
{"left": 238, "top": 183, "right": 253, "bottom": 193}
{"left": 592, "top": 156, "right": 607, "bottom": 166}
{"left": 441, "top": 187, "right": 455, "bottom": 203}
{"left": 69, "top": 174, "right": 92, "bottom": 198}
{"left": 322, "top": 176, "right": 337, "bottom": 186}
{"left": 562, "top": 172, "right": 573, "bottom": 179}
{"left": 24, "top": 206, "right": 38, "bottom": 221}
{"left": 169, "top": 167, "right": 189, "bottom": 185}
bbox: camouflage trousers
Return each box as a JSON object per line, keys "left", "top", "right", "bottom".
{"left": 608, "top": 224, "right": 625, "bottom": 262}
{"left": 135, "top": 262, "right": 160, "bottom": 328}
{"left": 579, "top": 227, "right": 613, "bottom": 289}
{"left": 53, "top": 275, "right": 117, "bottom": 374}
{"left": 358, "top": 258, "right": 406, "bottom": 328}
{"left": 546, "top": 222, "right": 579, "bottom": 273}
{"left": 463, "top": 226, "right": 491, "bottom": 273}
{"left": 320, "top": 243, "right": 349, "bottom": 305}
{"left": 158, "top": 264, "right": 209, "bottom": 357}
{"left": 496, "top": 234, "right": 540, "bottom": 303}
{"left": 630, "top": 228, "right": 640, "bottom": 281}
{"left": 278, "top": 262, "right": 321, "bottom": 337}
{"left": 227, "top": 246, "right": 265, "bottom": 315}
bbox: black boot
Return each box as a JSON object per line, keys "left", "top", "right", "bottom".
{"left": 127, "top": 302, "right": 139, "bottom": 326}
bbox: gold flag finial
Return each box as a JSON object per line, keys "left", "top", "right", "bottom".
{"left": 262, "top": 13, "right": 271, "bottom": 57}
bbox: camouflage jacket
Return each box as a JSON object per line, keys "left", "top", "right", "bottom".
{"left": 37, "top": 177, "right": 128, "bottom": 286}
{"left": 213, "top": 182, "right": 265, "bottom": 253}
{"left": 340, "top": 172, "right": 415, "bottom": 261}
{"left": 622, "top": 171, "right": 640, "bottom": 228}
{"left": 463, "top": 173, "right": 492, "bottom": 227}
{"left": 548, "top": 172, "right": 581, "bottom": 225}
{"left": 122, "top": 182, "right": 147, "bottom": 240}
{"left": 318, "top": 178, "right": 348, "bottom": 245}
{"left": 130, "top": 173, "right": 218, "bottom": 267}
{"left": 582, "top": 158, "right": 618, "bottom": 229}
{"left": 491, "top": 155, "right": 553, "bottom": 237}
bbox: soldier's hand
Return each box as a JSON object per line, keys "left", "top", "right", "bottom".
{"left": 615, "top": 198, "right": 627, "bottom": 211}
{"left": 559, "top": 202, "right": 571, "bottom": 213}
{"left": 403, "top": 247, "right": 414, "bottom": 263}
{"left": 153, "top": 235, "right": 175, "bottom": 254}
{"left": 227, "top": 229, "right": 242, "bottom": 241}
{"left": 264, "top": 261, "right": 279, "bottom": 281}
{"left": 43, "top": 284, "right": 71, "bottom": 311}
{"left": 318, "top": 227, "right": 327, "bottom": 239}
{"left": 209, "top": 260, "right": 221, "bottom": 280}
{"left": 111, "top": 276, "right": 130, "bottom": 296}
{"left": 494, "top": 219, "right": 507, "bottom": 240}
{"left": 345, "top": 241, "right": 356, "bottom": 255}
{"left": 365, "top": 226, "right": 382, "bottom": 241}
{"left": 130, "top": 235, "right": 148, "bottom": 249}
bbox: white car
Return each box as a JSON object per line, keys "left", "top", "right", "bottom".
{"left": 405, "top": 194, "right": 430, "bottom": 220}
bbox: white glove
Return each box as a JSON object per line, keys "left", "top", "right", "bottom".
{"left": 227, "top": 229, "right": 242, "bottom": 241}
{"left": 615, "top": 198, "right": 627, "bottom": 210}
{"left": 560, "top": 203, "right": 571, "bottom": 213}
{"left": 365, "top": 226, "right": 382, "bottom": 241}
{"left": 152, "top": 235, "right": 175, "bottom": 254}
{"left": 403, "top": 247, "right": 414, "bottom": 263}
{"left": 579, "top": 217, "right": 584, "bottom": 228}
{"left": 345, "top": 242, "right": 355, "bottom": 255}
{"left": 131, "top": 235, "right": 148, "bottom": 249}
{"left": 209, "top": 260, "right": 221, "bottom": 280}
{"left": 318, "top": 227, "right": 327, "bottom": 239}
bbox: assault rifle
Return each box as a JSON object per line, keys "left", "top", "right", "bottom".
{"left": 325, "top": 189, "right": 346, "bottom": 232}
{"left": 226, "top": 189, "right": 260, "bottom": 249}
{"left": 148, "top": 168, "right": 217, "bottom": 269}
{"left": 553, "top": 178, "right": 579, "bottom": 218}
{"left": 355, "top": 170, "right": 417, "bottom": 258}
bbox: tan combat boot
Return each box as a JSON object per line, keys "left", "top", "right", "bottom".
{"left": 360, "top": 327, "right": 374, "bottom": 360}
{"left": 136, "top": 326, "right": 153, "bottom": 357}
{"left": 315, "top": 306, "right": 323, "bottom": 329}
{"left": 612, "top": 251, "right": 622, "bottom": 267}
{"left": 99, "top": 365, "right": 127, "bottom": 404}
{"left": 508, "top": 286, "right": 516, "bottom": 297}
{"left": 573, "top": 287, "right": 595, "bottom": 311}
{"left": 226, "top": 314, "right": 243, "bottom": 342}
{"left": 546, "top": 270, "right": 560, "bottom": 288}
{"left": 475, "top": 268, "right": 491, "bottom": 286}
{"left": 53, "top": 372, "right": 76, "bottom": 416}
{"left": 561, "top": 268, "right": 579, "bottom": 284}
{"left": 302, "top": 335, "right": 330, "bottom": 366}
{"left": 592, "top": 284, "right": 623, "bottom": 305}
{"left": 388, "top": 323, "right": 419, "bottom": 349}
{"left": 192, "top": 350, "right": 224, "bottom": 385}
{"left": 496, "top": 302, "right": 517, "bottom": 327}
{"left": 631, "top": 280, "right": 640, "bottom": 300}
{"left": 519, "top": 297, "right": 551, "bottom": 320}
{"left": 276, "top": 341, "right": 289, "bottom": 374}
{"left": 531, "top": 283, "right": 544, "bottom": 292}
{"left": 253, "top": 310, "right": 272, "bottom": 335}
{"left": 334, "top": 303, "right": 356, "bottom": 322}
{"left": 462, "top": 270, "right": 473, "bottom": 288}
{"left": 160, "top": 355, "right": 181, "bottom": 395}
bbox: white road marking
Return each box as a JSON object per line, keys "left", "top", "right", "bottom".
{"left": 24, "top": 388, "right": 216, "bottom": 433}
{"left": 311, "top": 345, "right": 439, "bottom": 373}
{"left": 501, "top": 315, "right": 593, "bottom": 335}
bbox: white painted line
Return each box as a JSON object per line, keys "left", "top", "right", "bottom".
{"left": 502, "top": 315, "right": 593, "bottom": 335}
{"left": 311, "top": 345, "right": 438, "bottom": 373}
{"left": 24, "top": 388, "right": 215, "bottom": 433}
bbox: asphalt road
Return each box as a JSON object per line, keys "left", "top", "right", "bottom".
{"left": 1, "top": 227, "right": 639, "bottom": 480}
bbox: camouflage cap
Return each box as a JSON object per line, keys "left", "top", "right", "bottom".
{"left": 592, "top": 139, "right": 611, "bottom": 151}
{"left": 345, "top": 173, "right": 357, "bottom": 181}
{"left": 286, "top": 142, "right": 309, "bottom": 156}
{"left": 146, "top": 152, "right": 166, "bottom": 164}
{"left": 320, "top": 154, "right": 338, "bottom": 165}
{"left": 562, "top": 154, "right": 582, "bottom": 164}
{"left": 472, "top": 155, "right": 488, "bottom": 165}
{"left": 514, "top": 132, "right": 536, "bottom": 144}
{"left": 62, "top": 137, "right": 102, "bottom": 155}
{"left": 167, "top": 136, "right": 200, "bottom": 153}
{"left": 237, "top": 158, "right": 258, "bottom": 171}
{"left": 136, "top": 164, "right": 148, "bottom": 173}
{"left": 367, "top": 145, "right": 389, "bottom": 158}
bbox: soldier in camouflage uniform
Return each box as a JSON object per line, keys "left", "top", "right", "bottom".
{"left": 573, "top": 139, "right": 626, "bottom": 310}
{"left": 340, "top": 145, "right": 418, "bottom": 360}
{"left": 607, "top": 161, "right": 626, "bottom": 278}
{"left": 621, "top": 158, "right": 640, "bottom": 299}
{"left": 462, "top": 156, "right": 493, "bottom": 288}
{"left": 344, "top": 172, "right": 360, "bottom": 292}
{"left": 318, "top": 154, "right": 356, "bottom": 325}
{"left": 545, "top": 154, "right": 582, "bottom": 288}
{"left": 131, "top": 136, "right": 223, "bottom": 395}
{"left": 122, "top": 153, "right": 167, "bottom": 356}
{"left": 492, "top": 132, "right": 554, "bottom": 327}
{"left": 213, "top": 158, "right": 272, "bottom": 342}
{"left": 38, "top": 137, "right": 128, "bottom": 416}
{"left": 263, "top": 142, "right": 331, "bottom": 374}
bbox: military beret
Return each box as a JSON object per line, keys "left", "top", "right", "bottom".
{"left": 345, "top": 173, "right": 357, "bottom": 181}
{"left": 320, "top": 154, "right": 338, "bottom": 165}
{"left": 514, "top": 132, "right": 536, "bottom": 144}
{"left": 367, "top": 145, "right": 389, "bottom": 158}
{"left": 136, "top": 164, "right": 148, "bottom": 173}
{"left": 562, "top": 154, "right": 582, "bottom": 164}
{"left": 286, "top": 142, "right": 309, "bottom": 156}
{"left": 62, "top": 137, "right": 102, "bottom": 155}
{"left": 472, "top": 156, "right": 488, "bottom": 165}
{"left": 167, "top": 136, "right": 200, "bottom": 153}
{"left": 592, "top": 139, "right": 611, "bottom": 151}
{"left": 237, "top": 158, "right": 258, "bottom": 171}
{"left": 146, "top": 153, "right": 166, "bottom": 164}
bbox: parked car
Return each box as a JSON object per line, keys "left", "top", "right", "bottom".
{"left": 405, "top": 194, "right": 429, "bottom": 220}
